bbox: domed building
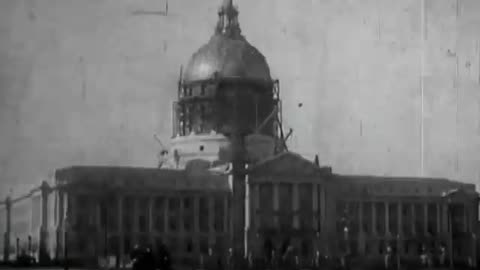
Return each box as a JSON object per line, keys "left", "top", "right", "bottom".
{"left": 162, "top": 0, "right": 281, "bottom": 170}
{"left": 1, "top": 0, "right": 479, "bottom": 269}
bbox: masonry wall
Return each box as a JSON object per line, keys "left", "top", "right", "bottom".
{"left": 1, "top": 0, "right": 480, "bottom": 199}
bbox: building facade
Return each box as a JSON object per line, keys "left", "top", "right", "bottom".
{"left": 1, "top": 0, "right": 479, "bottom": 268}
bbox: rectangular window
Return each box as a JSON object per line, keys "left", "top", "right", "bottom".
{"left": 388, "top": 203, "right": 397, "bottom": 235}
{"left": 123, "top": 197, "right": 133, "bottom": 232}
{"left": 402, "top": 204, "right": 411, "bottom": 236}
{"left": 185, "top": 238, "right": 194, "bottom": 253}
{"left": 414, "top": 203, "right": 423, "bottom": 234}
{"left": 427, "top": 203, "right": 437, "bottom": 235}
{"left": 154, "top": 197, "right": 165, "bottom": 232}
{"left": 168, "top": 237, "right": 177, "bottom": 253}
{"left": 199, "top": 197, "right": 209, "bottom": 232}
{"left": 199, "top": 237, "right": 209, "bottom": 253}
{"left": 376, "top": 202, "right": 385, "bottom": 235}
{"left": 169, "top": 198, "right": 179, "bottom": 232}
{"left": 183, "top": 197, "right": 193, "bottom": 232}
{"left": 138, "top": 198, "right": 149, "bottom": 233}
{"left": 362, "top": 202, "right": 371, "bottom": 234}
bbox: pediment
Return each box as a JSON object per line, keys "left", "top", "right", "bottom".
{"left": 248, "top": 151, "right": 327, "bottom": 177}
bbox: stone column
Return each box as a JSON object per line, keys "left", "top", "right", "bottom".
{"left": 179, "top": 197, "right": 185, "bottom": 235}
{"left": 245, "top": 179, "right": 250, "bottom": 255}
{"left": 56, "top": 192, "right": 64, "bottom": 260}
{"left": 442, "top": 203, "right": 448, "bottom": 234}
{"left": 245, "top": 178, "right": 250, "bottom": 233}
{"left": 224, "top": 196, "right": 229, "bottom": 234}
{"left": 293, "top": 184, "right": 300, "bottom": 229}
{"left": 320, "top": 186, "right": 326, "bottom": 231}
{"left": 254, "top": 184, "right": 260, "bottom": 230}
{"left": 132, "top": 198, "right": 138, "bottom": 243}
{"left": 358, "top": 202, "right": 365, "bottom": 254}
{"left": 385, "top": 202, "right": 390, "bottom": 236}
{"left": 372, "top": 202, "right": 377, "bottom": 235}
{"left": 273, "top": 184, "right": 279, "bottom": 227}
{"left": 194, "top": 196, "right": 200, "bottom": 234}
{"left": 3, "top": 197, "right": 11, "bottom": 263}
{"left": 436, "top": 204, "right": 441, "bottom": 234}
{"left": 96, "top": 199, "right": 102, "bottom": 232}
{"left": 313, "top": 184, "right": 319, "bottom": 231}
{"left": 208, "top": 197, "right": 215, "bottom": 246}
{"left": 148, "top": 197, "right": 154, "bottom": 246}
{"left": 164, "top": 198, "right": 170, "bottom": 234}
{"left": 69, "top": 194, "right": 76, "bottom": 231}
{"left": 63, "top": 192, "right": 69, "bottom": 260}
{"left": 411, "top": 204, "right": 415, "bottom": 235}
{"left": 39, "top": 182, "right": 51, "bottom": 264}
{"left": 397, "top": 203, "right": 402, "bottom": 236}
{"left": 424, "top": 203, "right": 428, "bottom": 235}
{"left": 359, "top": 202, "right": 363, "bottom": 233}
{"left": 397, "top": 202, "right": 402, "bottom": 254}
{"left": 117, "top": 196, "right": 124, "bottom": 266}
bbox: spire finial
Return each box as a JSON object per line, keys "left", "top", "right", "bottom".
{"left": 215, "top": 0, "right": 241, "bottom": 37}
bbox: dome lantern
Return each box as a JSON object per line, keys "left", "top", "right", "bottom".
{"left": 182, "top": 0, "right": 272, "bottom": 84}
{"left": 163, "top": 0, "right": 282, "bottom": 169}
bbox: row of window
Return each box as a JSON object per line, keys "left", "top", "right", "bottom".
{"left": 336, "top": 201, "right": 470, "bottom": 235}
{"left": 258, "top": 183, "right": 316, "bottom": 211}
{"left": 97, "top": 235, "right": 228, "bottom": 255}
{"left": 73, "top": 196, "right": 228, "bottom": 233}
{"left": 178, "top": 84, "right": 214, "bottom": 99}
{"left": 255, "top": 214, "right": 317, "bottom": 231}
{"left": 175, "top": 102, "right": 215, "bottom": 136}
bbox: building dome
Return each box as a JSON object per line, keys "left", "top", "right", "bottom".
{"left": 182, "top": 0, "right": 271, "bottom": 83}
{"left": 183, "top": 35, "right": 272, "bottom": 83}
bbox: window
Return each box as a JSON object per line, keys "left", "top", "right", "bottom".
{"left": 123, "top": 197, "right": 133, "bottom": 232}
{"left": 427, "top": 203, "right": 437, "bottom": 235}
{"left": 169, "top": 198, "right": 179, "bottom": 232}
{"left": 199, "top": 237, "right": 209, "bottom": 253}
{"left": 183, "top": 197, "right": 194, "bottom": 232}
{"left": 168, "top": 237, "right": 177, "bottom": 253}
{"left": 362, "top": 202, "right": 371, "bottom": 234}
{"left": 199, "top": 104, "right": 206, "bottom": 132}
{"left": 376, "top": 202, "right": 385, "bottom": 235}
{"left": 301, "top": 240, "right": 309, "bottom": 257}
{"left": 186, "top": 238, "right": 194, "bottom": 253}
{"left": 138, "top": 198, "right": 149, "bottom": 233}
{"left": 154, "top": 197, "right": 165, "bottom": 232}
{"left": 199, "top": 197, "right": 209, "bottom": 232}
{"left": 414, "top": 203, "right": 423, "bottom": 234}
{"left": 139, "top": 216, "right": 147, "bottom": 233}
{"left": 185, "top": 105, "right": 192, "bottom": 134}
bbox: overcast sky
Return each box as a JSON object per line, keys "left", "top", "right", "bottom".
{"left": 1, "top": 0, "right": 480, "bottom": 198}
